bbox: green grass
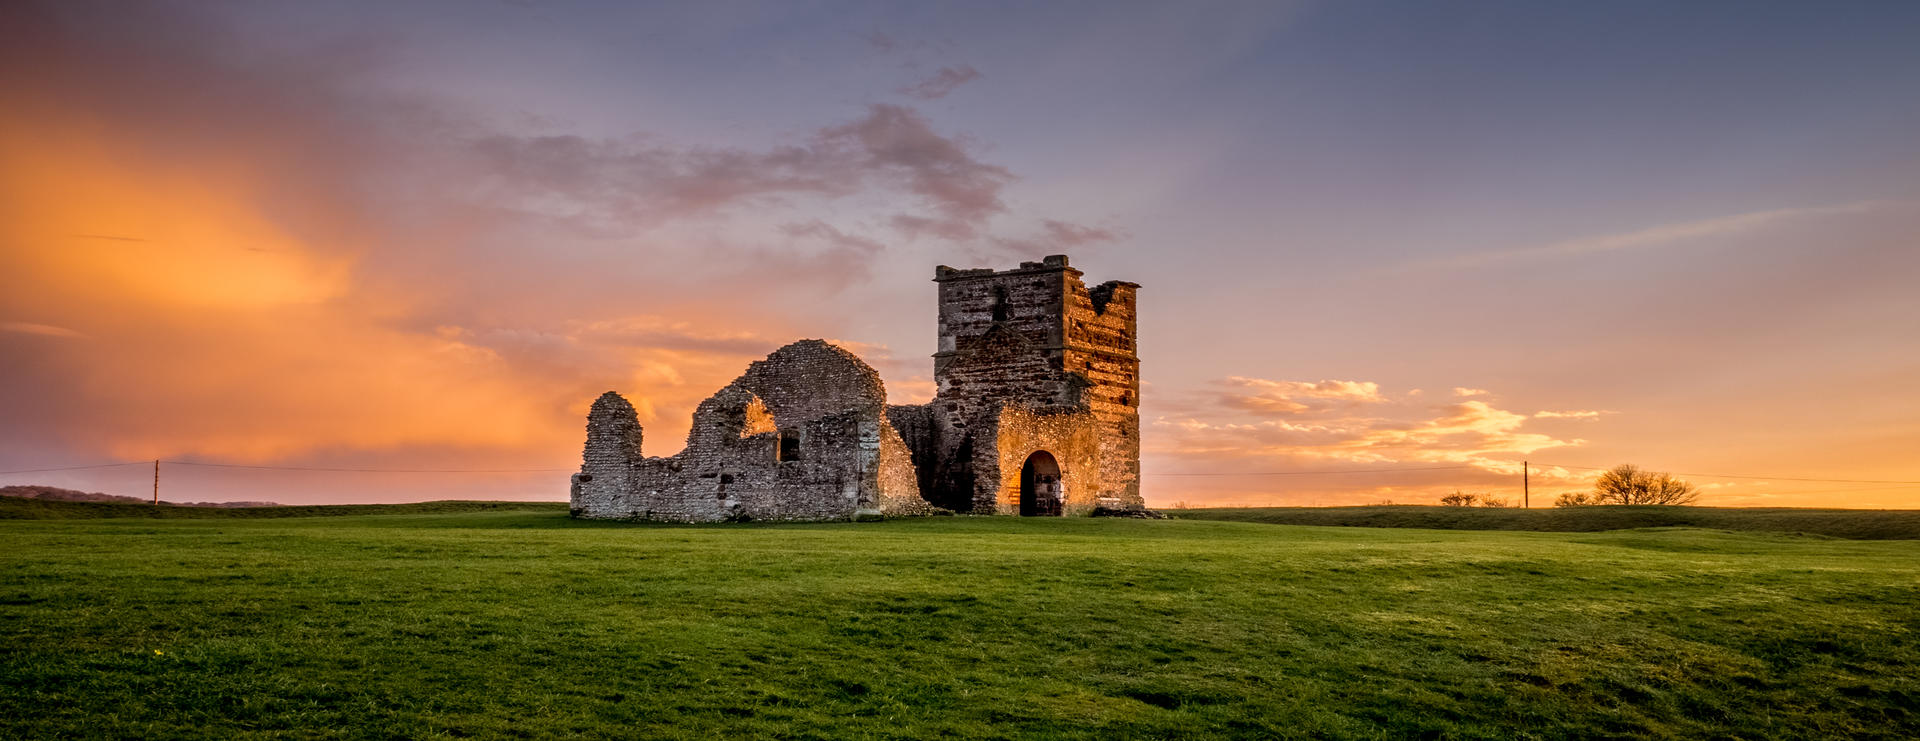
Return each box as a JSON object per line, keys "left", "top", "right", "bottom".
{"left": 3, "top": 508, "right": 1917, "bottom": 739}
{"left": 1174, "top": 505, "right": 1920, "bottom": 540}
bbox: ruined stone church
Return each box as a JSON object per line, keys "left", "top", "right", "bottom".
{"left": 570, "top": 255, "right": 1140, "bottom": 521}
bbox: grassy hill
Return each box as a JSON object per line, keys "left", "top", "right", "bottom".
{"left": 3, "top": 508, "right": 1916, "bottom": 738}
{"left": 1173, "top": 505, "right": 1920, "bottom": 540}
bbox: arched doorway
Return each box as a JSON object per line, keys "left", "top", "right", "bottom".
{"left": 1019, "top": 450, "right": 1063, "bottom": 516}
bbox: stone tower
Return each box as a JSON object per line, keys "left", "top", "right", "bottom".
{"left": 889, "top": 254, "right": 1142, "bottom": 514}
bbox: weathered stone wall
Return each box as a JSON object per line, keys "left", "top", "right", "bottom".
{"left": 885, "top": 403, "right": 939, "bottom": 497}
{"left": 571, "top": 392, "right": 643, "bottom": 518}
{"left": 1064, "top": 277, "right": 1142, "bottom": 508}
{"left": 991, "top": 405, "right": 1102, "bottom": 515}
{"left": 933, "top": 260, "right": 1066, "bottom": 378}
{"left": 571, "top": 340, "right": 929, "bottom": 522}
{"left": 878, "top": 419, "right": 938, "bottom": 516}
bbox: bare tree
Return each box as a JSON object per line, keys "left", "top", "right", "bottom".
{"left": 1554, "top": 490, "right": 1595, "bottom": 507}
{"left": 1439, "top": 491, "right": 1508, "bottom": 507}
{"left": 1558, "top": 464, "right": 1698, "bottom": 506}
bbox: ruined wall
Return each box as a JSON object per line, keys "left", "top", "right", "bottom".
{"left": 571, "top": 340, "right": 929, "bottom": 522}
{"left": 885, "top": 403, "right": 939, "bottom": 499}
{"left": 571, "top": 392, "right": 644, "bottom": 518}
{"left": 1064, "top": 278, "right": 1142, "bottom": 508}
{"left": 877, "top": 421, "right": 938, "bottom": 516}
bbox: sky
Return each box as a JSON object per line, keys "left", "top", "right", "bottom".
{"left": 3, "top": 0, "right": 1918, "bottom": 507}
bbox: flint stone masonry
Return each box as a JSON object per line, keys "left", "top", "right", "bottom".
{"left": 571, "top": 255, "right": 1141, "bottom": 521}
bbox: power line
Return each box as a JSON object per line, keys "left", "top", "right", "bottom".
{"left": 1691, "top": 483, "right": 1920, "bottom": 498}
{"left": 0, "top": 462, "right": 149, "bottom": 475}
{"left": 0, "top": 460, "right": 570, "bottom": 475}
{"left": 1151, "top": 465, "right": 1479, "bottom": 477}
{"left": 1531, "top": 462, "right": 1920, "bottom": 485}
{"left": 162, "top": 461, "right": 570, "bottom": 474}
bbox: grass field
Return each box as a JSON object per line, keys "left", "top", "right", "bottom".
{"left": 3, "top": 504, "right": 1917, "bottom": 739}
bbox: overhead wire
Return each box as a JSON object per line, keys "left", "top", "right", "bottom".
{"left": 0, "top": 460, "right": 568, "bottom": 475}
{"left": 161, "top": 461, "right": 570, "bottom": 474}
{"left": 1529, "top": 462, "right": 1920, "bottom": 485}
{"left": 0, "top": 461, "right": 150, "bottom": 475}
{"left": 1150, "top": 465, "right": 1479, "bottom": 477}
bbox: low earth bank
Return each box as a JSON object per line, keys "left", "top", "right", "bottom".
{"left": 1172, "top": 505, "right": 1920, "bottom": 540}
{"left": 0, "top": 497, "right": 569, "bottom": 520}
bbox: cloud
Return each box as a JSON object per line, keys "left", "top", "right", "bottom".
{"left": 1208, "top": 377, "right": 1387, "bottom": 416}
{"left": 1146, "top": 376, "right": 1592, "bottom": 506}
{"left": 1534, "top": 410, "right": 1609, "bottom": 419}
{"left": 863, "top": 31, "right": 899, "bottom": 53}
{"left": 1452, "top": 387, "right": 1489, "bottom": 397}
{"left": 1425, "top": 201, "right": 1886, "bottom": 269}
{"left": 463, "top": 134, "right": 859, "bottom": 233}
{"left": 990, "top": 219, "right": 1124, "bottom": 257}
{"left": 823, "top": 104, "right": 1014, "bottom": 240}
{"left": 1, "top": 322, "right": 85, "bottom": 339}
{"left": 468, "top": 103, "right": 1020, "bottom": 242}
{"left": 898, "top": 65, "right": 981, "bottom": 100}
{"left": 780, "top": 220, "right": 884, "bottom": 255}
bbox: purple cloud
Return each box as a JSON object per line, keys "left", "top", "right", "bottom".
{"left": 898, "top": 65, "right": 981, "bottom": 100}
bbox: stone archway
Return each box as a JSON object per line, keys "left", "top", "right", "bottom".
{"left": 1019, "top": 450, "right": 1063, "bottom": 516}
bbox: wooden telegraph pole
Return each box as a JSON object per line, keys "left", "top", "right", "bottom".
{"left": 1523, "top": 460, "right": 1529, "bottom": 508}
{"left": 152, "top": 459, "right": 159, "bottom": 505}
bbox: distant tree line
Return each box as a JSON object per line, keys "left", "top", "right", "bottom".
{"left": 1439, "top": 491, "right": 1509, "bottom": 507}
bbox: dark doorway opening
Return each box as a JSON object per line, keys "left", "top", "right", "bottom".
{"left": 930, "top": 437, "right": 976, "bottom": 513}
{"left": 777, "top": 429, "right": 801, "bottom": 461}
{"left": 1019, "top": 450, "right": 1063, "bottom": 516}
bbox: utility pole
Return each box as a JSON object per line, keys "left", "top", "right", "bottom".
{"left": 1523, "top": 460, "right": 1529, "bottom": 509}
{"left": 152, "top": 459, "right": 159, "bottom": 505}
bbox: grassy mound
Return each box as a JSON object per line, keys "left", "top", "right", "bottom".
{"left": 3, "top": 512, "right": 1916, "bottom": 738}
{"left": 1173, "top": 505, "right": 1920, "bottom": 540}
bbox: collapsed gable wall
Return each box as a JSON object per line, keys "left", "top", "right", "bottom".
{"left": 572, "top": 340, "right": 926, "bottom": 522}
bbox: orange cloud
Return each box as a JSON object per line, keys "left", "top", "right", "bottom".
{"left": 1143, "top": 376, "right": 1590, "bottom": 506}
{"left": 0, "top": 322, "right": 85, "bottom": 339}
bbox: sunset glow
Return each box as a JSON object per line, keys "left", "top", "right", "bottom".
{"left": 4, "top": 1, "right": 1918, "bottom": 507}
